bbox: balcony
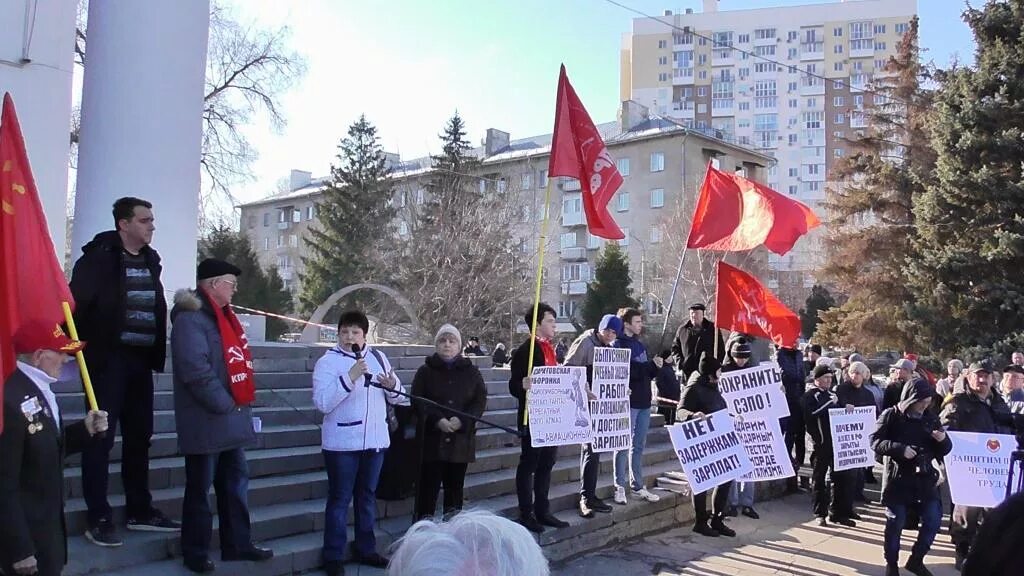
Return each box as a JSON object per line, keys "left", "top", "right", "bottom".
{"left": 560, "top": 247, "right": 587, "bottom": 261}
{"left": 561, "top": 211, "right": 585, "bottom": 227}
{"left": 277, "top": 221, "right": 290, "bottom": 230}
{"left": 711, "top": 99, "right": 734, "bottom": 117}
{"left": 800, "top": 79, "right": 825, "bottom": 96}
{"left": 800, "top": 43, "right": 824, "bottom": 60}
{"left": 561, "top": 281, "right": 588, "bottom": 295}
{"left": 673, "top": 67, "right": 694, "bottom": 84}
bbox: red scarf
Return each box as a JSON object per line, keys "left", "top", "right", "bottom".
{"left": 538, "top": 338, "right": 557, "bottom": 367}
{"left": 200, "top": 288, "right": 255, "bottom": 405}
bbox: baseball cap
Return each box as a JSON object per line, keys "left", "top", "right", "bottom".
{"left": 598, "top": 314, "right": 623, "bottom": 334}
{"left": 1003, "top": 364, "right": 1024, "bottom": 375}
{"left": 890, "top": 359, "right": 915, "bottom": 372}
{"left": 688, "top": 303, "right": 706, "bottom": 311}
{"left": 968, "top": 361, "right": 992, "bottom": 375}
{"left": 13, "top": 319, "right": 85, "bottom": 355}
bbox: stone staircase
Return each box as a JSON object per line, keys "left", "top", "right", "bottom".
{"left": 56, "top": 344, "right": 694, "bottom": 575}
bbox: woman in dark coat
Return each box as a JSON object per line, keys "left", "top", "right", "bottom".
{"left": 412, "top": 324, "right": 488, "bottom": 520}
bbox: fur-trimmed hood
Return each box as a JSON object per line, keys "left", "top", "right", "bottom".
{"left": 170, "top": 289, "right": 207, "bottom": 322}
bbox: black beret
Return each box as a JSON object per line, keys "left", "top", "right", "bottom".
{"left": 197, "top": 258, "right": 242, "bottom": 281}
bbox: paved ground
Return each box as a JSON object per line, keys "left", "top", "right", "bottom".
{"left": 552, "top": 490, "right": 960, "bottom": 576}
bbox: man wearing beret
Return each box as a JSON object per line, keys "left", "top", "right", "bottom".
{"left": 171, "top": 259, "right": 272, "bottom": 573}
{"left": 0, "top": 320, "right": 109, "bottom": 576}
{"left": 671, "top": 303, "right": 725, "bottom": 380}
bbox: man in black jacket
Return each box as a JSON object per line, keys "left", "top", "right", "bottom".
{"left": 777, "top": 345, "right": 807, "bottom": 486}
{"left": 508, "top": 303, "right": 569, "bottom": 533}
{"left": 872, "top": 380, "right": 952, "bottom": 576}
{"left": 672, "top": 303, "right": 725, "bottom": 380}
{"left": 940, "top": 361, "right": 1015, "bottom": 570}
{"left": 836, "top": 361, "right": 877, "bottom": 508}
{"left": 803, "top": 364, "right": 855, "bottom": 527}
{"left": 69, "top": 197, "right": 178, "bottom": 546}
{"left": 0, "top": 321, "right": 108, "bottom": 576}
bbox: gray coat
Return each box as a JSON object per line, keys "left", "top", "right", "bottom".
{"left": 170, "top": 290, "right": 256, "bottom": 456}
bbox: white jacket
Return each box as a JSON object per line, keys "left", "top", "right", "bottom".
{"left": 312, "top": 345, "right": 409, "bottom": 452}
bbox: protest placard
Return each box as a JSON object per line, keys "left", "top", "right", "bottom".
{"left": 946, "top": 431, "right": 1018, "bottom": 508}
{"left": 590, "top": 347, "right": 632, "bottom": 453}
{"left": 718, "top": 363, "right": 789, "bottom": 421}
{"left": 528, "top": 366, "right": 593, "bottom": 448}
{"left": 829, "top": 407, "right": 876, "bottom": 471}
{"left": 668, "top": 409, "right": 753, "bottom": 494}
{"left": 736, "top": 418, "right": 795, "bottom": 481}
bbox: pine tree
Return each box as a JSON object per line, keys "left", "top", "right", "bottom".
{"left": 299, "top": 115, "right": 395, "bottom": 313}
{"left": 581, "top": 244, "right": 639, "bottom": 329}
{"left": 798, "top": 284, "right": 836, "bottom": 339}
{"left": 199, "top": 224, "right": 293, "bottom": 339}
{"left": 817, "top": 17, "right": 934, "bottom": 351}
{"left": 908, "top": 3, "right": 1024, "bottom": 357}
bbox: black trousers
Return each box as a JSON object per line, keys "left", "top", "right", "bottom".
{"left": 692, "top": 480, "right": 733, "bottom": 524}
{"left": 783, "top": 406, "right": 806, "bottom": 468}
{"left": 516, "top": 434, "right": 557, "bottom": 517}
{"left": 416, "top": 461, "right": 468, "bottom": 520}
{"left": 810, "top": 445, "right": 855, "bottom": 518}
{"left": 80, "top": 348, "right": 155, "bottom": 524}
{"left": 580, "top": 443, "right": 602, "bottom": 500}
{"left": 950, "top": 506, "right": 987, "bottom": 556}
{"left": 181, "top": 448, "right": 252, "bottom": 562}
{"left": 656, "top": 404, "right": 677, "bottom": 426}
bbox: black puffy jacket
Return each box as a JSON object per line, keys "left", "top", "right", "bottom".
{"left": 677, "top": 372, "right": 728, "bottom": 421}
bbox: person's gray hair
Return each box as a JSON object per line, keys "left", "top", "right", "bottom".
{"left": 15, "top": 352, "right": 35, "bottom": 364}
{"left": 848, "top": 361, "right": 871, "bottom": 379}
{"left": 386, "top": 509, "right": 549, "bottom": 576}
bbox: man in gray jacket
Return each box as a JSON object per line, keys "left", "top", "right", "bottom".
{"left": 171, "top": 259, "right": 273, "bottom": 573}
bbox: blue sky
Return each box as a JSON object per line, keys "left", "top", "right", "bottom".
{"left": 230, "top": 0, "right": 975, "bottom": 204}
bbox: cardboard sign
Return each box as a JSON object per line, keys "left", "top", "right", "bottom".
{"left": 718, "top": 363, "right": 790, "bottom": 421}
{"left": 528, "top": 366, "right": 593, "bottom": 448}
{"left": 946, "top": 431, "right": 1018, "bottom": 508}
{"left": 736, "top": 418, "right": 795, "bottom": 481}
{"left": 590, "top": 347, "right": 633, "bottom": 453}
{"left": 668, "top": 409, "right": 753, "bottom": 494}
{"left": 829, "top": 407, "right": 877, "bottom": 471}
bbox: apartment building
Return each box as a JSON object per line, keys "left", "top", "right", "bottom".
{"left": 620, "top": 0, "right": 917, "bottom": 307}
{"left": 237, "top": 100, "right": 772, "bottom": 328}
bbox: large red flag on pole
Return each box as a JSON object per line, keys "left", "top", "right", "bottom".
{"left": 0, "top": 93, "right": 77, "bottom": 432}
{"left": 715, "top": 260, "right": 801, "bottom": 348}
{"left": 548, "top": 64, "right": 625, "bottom": 240}
{"left": 687, "top": 163, "right": 820, "bottom": 255}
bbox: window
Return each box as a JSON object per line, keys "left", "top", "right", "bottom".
{"left": 560, "top": 232, "right": 576, "bottom": 249}
{"left": 292, "top": 209, "right": 300, "bottom": 223}
{"left": 398, "top": 221, "right": 408, "bottom": 235}
{"left": 497, "top": 178, "right": 507, "bottom": 193}
{"left": 563, "top": 195, "right": 581, "bottom": 215}
{"left": 658, "top": 56, "right": 668, "bottom": 65}
{"left": 276, "top": 235, "right": 283, "bottom": 248}
{"left": 712, "top": 81, "right": 734, "bottom": 109}
{"left": 699, "top": 70, "right": 708, "bottom": 80}
{"left": 834, "top": 130, "right": 845, "bottom": 138}
{"left": 789, "top": 99, "right": 798, "bottom": 108}
{"left": 806, "top": 98, "right": 817, "bottom": 108}
{"left": 874, "top": 24, "right": 886, "bottom": 34}
{"left": 895, "top": 22, "right": 910, "bottom": 34}
{"left": 650, "top": 227, "right": 663, "bottom": 244}
{"left": 853, "top": 60, "right": 864, "bottom": 71}
{"left": 834, "top": 96, "right": 845, "bottom": 107}
{"left": 739, "top": 66, "right": 750, "bottom": 78}
{"left": 674, "top": 32, "right": 693, "bottom": 44}
{"left": 833, "top": 27, "right": 843, "bottom": 37}
{"left": 306, "top": 205, "right": 314, "bottom": 220}
{"left": 834, "top": 44, "right": 844, "bottom": 54}
{"left": 853, "top": 94, "right": 864, "bottom": 107}
{"left": 289, "top": 234, "right": 298, "bottom": 247}
{"left": 712, "top": 31, "right": 733, "bottom": 59}
{"left": 788, "top": 133, "right": 798, "bottom": 145}
{"left": 650, "top": 152, "right": 665, "bottom": 172}
{"left": 616, "top": 158, "right": 630, "bottom": 176}
{"left": 247, "top": 215, "right": 255, "bottom": 229}
{"left": 788, "top": 167, "right": 798, "bottom": 177}
{"left": 754, "top": 80, "right": 777, "bottom": 108}
{"left": 698, "top": 53, "right": 707, "bottom": 65}
{"left": 521, "top": 173, "right": 532, "bottom": 190}
{"left": 539, "top": 170, "right": 548, "bottom": 188}
{"left": 754, "top": 62, "right": 777, "bottom": 73}
{"left": 278, "top": 210, "right": 286, "bottom": 223}
{"left": 803, "top": 111, "right": 824, "bottom": 129}
{"left": 697, "top": 103, "right": 707, "bottom": 113}
{"left": 262, "top": 212, "right": 269, "bottom": 227}
{"left": 834, "top": 113, "right": 845, "bottom": 124}
{"left": 696, "top": 87, "right": 706, "bottom": 97}
{"left": 616, "top": 191, "right": 629, "bottom": 212}
{"left": 807, "top": 164, "right": 821, "bottom": 175}
{"left": 876, "top": 59, "right": 887, "bottom": 70}
{"left": 788, "top": 47, "right": 798, "bottom": 59}
{"left": 850, "top": 21, "right": 874, "bottom": 50}
{"left": 788, "top": 185, "right": 798, "bottom": 195}
{"left": 834, "top": 79, "right": 844, "bottom": 89}
{"left": 618, "top": 230, "right": 630, "bottom": 247}
{"left": 834, "top": 62, "right": 844, "bottom": 72}
{"left": 788, "top": 81, "right": 797, "bottom": 92}
{"left": 739, "top": 101, "right": 750, "bottom": 111}
{"left": 754, "top": 45, "right": 776, "bottom": 56}
{"left": 587, "top": 233, "right": 602, "bottom": 250}
{"left": 658, "top": 39, "right": 667, "bottom": 49}
{"left": 650, "top": 188, "right": 665, "bottom": 208}
{"left": 755, "top": 28, "right": 777, "bottom": 40}
{"left": 738, "top": 33, "right": 750, "bottom": 43}
{"left": 658, "top": 73, "right": 669, "bottom": 82}
{"left": 788, "top": 31, "right": 798, "bottom": 41}
{"left": 416, "top": 189, "right": 425, "bottom": 204}
{"left": 875, "top": 41, "right": 886, "bottom": 51}
{"left": 263, "top": 237, "right": 269, "bottom": 250}
{"left": 834, "top": 148, "right": 844, "bottom": 158}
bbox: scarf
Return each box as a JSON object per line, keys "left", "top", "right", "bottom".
{"left": 200, "top": 288, "right": 255, "bottom": 405}
{"left": 538, "top": 338, "right": 557, "bottom": 367}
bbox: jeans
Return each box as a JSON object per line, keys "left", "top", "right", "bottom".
{"left": 614, "top": 408, "right": 650, "bottom": 491}
{"left": 416, "top": 461, "right": 468, "bottom": 520}
{"left": 884, "top": 499, "right": 942, "bottom": 565}
{"left": 729, "top": 481, "right": 755, "bottom": 508}
{"left": 515, "top": 433, "right": 557, "bottom": 517}
{"left": 181, "top": 448, "right": 252, "bottom": 562}
{"left": 579, "top": 443, "right": 602, "bottom": 500}
{"left": 81, "top": 348, "right": 155, "bottom": 524}
{"left": 693, "top": 480, "right": 733, "bottom": 524}
{"left": 323, "top": 449, "right": 385, "bottom": 562}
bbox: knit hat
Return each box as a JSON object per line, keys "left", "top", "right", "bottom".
{"left": 699, "top": 353, "right": 722, "bottom": 377}
{"left": 729, "top": 337, "right": 752, "bottom": 359}
{"left": 849, "top": 353, "right": 865, "bottom": 364}
{"left": 813, "top": 364, "right": 833, "bottom": 380}
{"left": 434, "top": 324, "right": 462, "bottom": 347}
{"left": 808, "top": 344, "right": 823, "bottom": 356}
{"left": 598, "top": 314, "right": 623, "bottom": 334}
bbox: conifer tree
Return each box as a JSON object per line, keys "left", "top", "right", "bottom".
{"left": 581, "top": 244, "right": 639, "bottom": 329}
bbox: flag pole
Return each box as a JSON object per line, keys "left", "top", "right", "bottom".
{"left": 660, "top": 164, "right": 711, "bottom": 347}
{"left": 524, "top": 178, "right": 553, "bottom": 426}
{"left": 62, "top": 302, "right": 99, "bottom": 412}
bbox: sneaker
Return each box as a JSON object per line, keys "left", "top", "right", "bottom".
{"left": 725, "top": 505, "right": 739, "bottom": 517}
{"left": 710, "top": 518, "right": 736, "bottom": 537}
{"left": 85, "top": 519, "right": 123, "bottom": 547}
{"left": 183, "top": 557, "right": 215, "bottom": 573}
{"left": 590, "top": 497, "right": 613, "bottom": 513}
{"left": 632, "top": 488, "right": 661, "bottom": 502}
{"left": 579, "top": 498, "right": 595, "bottom": 518}
{"left": 741, "top": 506, "right": 760, "bottom": 520}
{"left": 817, "top": 517, "right": 828, "bottom": 527}
{"left": 904, "top": 558, "right": 934, "bottom": 576}
{"left": 692, "top": 522, "right": 720, "bottom": 537}
{"left": 127, "top": 509, "right": 181, "bottom": 532}
{"left": 613, "top": 486, "right": 628, "bottom": 505}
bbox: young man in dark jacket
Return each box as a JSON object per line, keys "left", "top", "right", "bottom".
{"left": 872, "top": 379, "right": 952, "bottom": 576}
{"left": 777, "top": 345, "right": 807, "bottom": 482}
{"left": 803, "top": 364, "right": 855, "bottom": 527}
{"left": 69, "top": 197, "right": 177, "bottom": 546}
{"left": 654, "top": 350, "right": 680, "bottom": 426}
{"left": 672, "top": 303, "right": 725, "bottom": 380}
{"left": 939, "top": 361, "right": 1015, "bottom": 570}
{"left": 564, "top": 314, "right": 620, "bottom": 518}
{"left": 509, "top": 303, "right": 569, "bottom": 533}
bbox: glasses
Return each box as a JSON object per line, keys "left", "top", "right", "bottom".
{"left": 217, "top": 278, "right": 238, "bottom": 289}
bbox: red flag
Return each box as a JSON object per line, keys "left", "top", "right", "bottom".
{"left": 548, "top": 65, "right": 624, "bottom": 240}
{"left": 687, "top": 164, "right": 820, "bottom": 255}
{"left": 1, "top": 93, "right": 75, "bottom": 431}
{"left": 715, "top": 260, "right": 801, "bottom": 348}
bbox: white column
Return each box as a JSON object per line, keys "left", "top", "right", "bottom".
{"left": 0, "top": 0, "right": 77, "bottom": 257}
{"left": 73, "top": 0, "right": 210, "bottom": 294}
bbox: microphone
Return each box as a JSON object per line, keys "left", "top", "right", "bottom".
{"left": 350, "top": 343, "right": 372, "bottom": 387}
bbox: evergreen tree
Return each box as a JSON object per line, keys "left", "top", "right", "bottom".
{"left": 199, "top": 224, "right": 293, "bottom": 339}
{"left": 818, "top": 17, "right": 934, "bottom": 351}
{"left": 798, "top": 284, "right": 836, "bottom": 339}
{"left": 299, "top": 115, "right": 395, "bottom": 313}
{"left": 581, "top": 244, "right": 639, "bottom": 329}
{"left": 909, "top": 2, "right": 1024, "bottom": 357}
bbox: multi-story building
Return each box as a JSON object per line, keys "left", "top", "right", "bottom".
{"left": 620, "top": 0, "right": 917, "bottom": 307}
{"left": 237, "top": 100, "right": 772, "bottom": 330}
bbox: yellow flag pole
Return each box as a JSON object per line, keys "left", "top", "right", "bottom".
{"left": 523, "top": 178, "right": 554, "bottom": 426}
{"left": 62, "top": 301, "right": 99, "bottom": 412}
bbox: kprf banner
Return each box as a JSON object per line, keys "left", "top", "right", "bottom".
{"left": 828, "top": 407, "right": 876, "bottom": 471}
{"left": 736, "top": 418, "right": 795, "bottom": 482}
{"left": 946, "top": 431, "right": 1018, "bottom": 508}
{"left": 590, "top": 347, "right": 632, "bottom": 453}
{"left": 668, "top": 410, "right": 753, "bottom": 494}
{"left": 718, "top": 363, "right": 789, "bottom": 421}
{"left": 528, "top": 366, "right": 593, "bottom": 448}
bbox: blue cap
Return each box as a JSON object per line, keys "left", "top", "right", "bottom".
{"left": 598, "top": 314, "right": 623, "bottom": 334}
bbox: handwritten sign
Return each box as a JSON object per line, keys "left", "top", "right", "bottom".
{"left": 718, "top": 364, "right": 790, "bottom": 421}
{"left": 668, "top": 410, "right": 753, "bottom": 494}
{"left": 828, "top": 407, "right": 876, "bottom": 471}
{"left": 591, "top": 347, "right": 633, "bottom": 453}
{"left": 736, "top": 418, "right": 795, "bottom": 481}
{"left": 528, "top": 366, "right": 593, "bottom": 448}
{"left": 946, "top": 431, "right": 1018, "bottom": 508}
